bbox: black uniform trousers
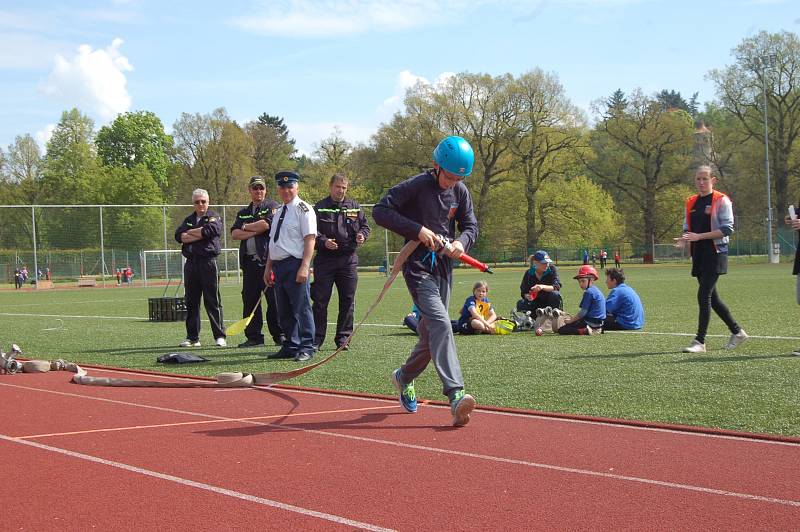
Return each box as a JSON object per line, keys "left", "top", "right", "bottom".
{"left": 241, "top": 258, "right": 283, "bottom": 344}
{"left": 311, "top": 253, "right": 358, "bottom": 348}
{"left": 184, "top": 258, "right": 225, "bottom": 341}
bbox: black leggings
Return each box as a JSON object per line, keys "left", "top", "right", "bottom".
{"left": 695, "top": 272, "right": 739, "bottom": 343}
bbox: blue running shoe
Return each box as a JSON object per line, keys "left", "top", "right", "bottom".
{"left": 450, "top": 390, "right": 476, "bottom": 427}
{"left": 391, "top": 368, "right": 417, "bottom": 413}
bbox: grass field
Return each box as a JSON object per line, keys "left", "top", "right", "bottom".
{"left": 1, "top": 261, "right": 799, "bottom": 437}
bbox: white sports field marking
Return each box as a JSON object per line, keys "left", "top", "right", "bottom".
{"left": 0, "top": 433, "right": 395, "bottom": 532}
{"left": 2, "top": 311, "right": 800, "bottom": 338}
{"left": 2, "top": 372, "right": 799, "bottom": 448}
{"left": 2, "top": 381, "right": 799, "bottom": 508}
{"left": 0, "top": 312, "right": 404, "bottom": 327}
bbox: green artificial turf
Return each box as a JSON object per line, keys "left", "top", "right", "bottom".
{"left": 1, "top": 261, "right": 798, "bottom": 436}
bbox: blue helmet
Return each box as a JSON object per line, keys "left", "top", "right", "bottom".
{"left": 433, "top": 136, "right": 474, "bottom": 177}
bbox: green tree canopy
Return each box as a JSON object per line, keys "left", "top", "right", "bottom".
{"left": 95, "top": 110, "right": 174, "bottom": 195}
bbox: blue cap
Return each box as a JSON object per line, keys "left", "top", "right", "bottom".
{"left": 533, "top": 250, "right": 552, "bottom": 264}
{"left": 275, "top": 171, "right": 300, "bottom": 187}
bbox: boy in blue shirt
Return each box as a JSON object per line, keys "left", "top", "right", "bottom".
{"left": 604, "top": 268, "right": 645, "bottom": 331}
{"left": 558, "top": 265, "right": 605, "bottom": 335}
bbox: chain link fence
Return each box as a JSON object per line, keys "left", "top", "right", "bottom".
{"left": 1, "top": 204, "right": 792, "bottom": 288}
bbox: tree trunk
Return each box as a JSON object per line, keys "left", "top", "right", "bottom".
{"left": 525, "top": 177, "right": 538, "bottom": 253}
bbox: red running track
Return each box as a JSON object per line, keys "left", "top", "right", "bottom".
{"left": 1, "top": 367, "right": 798, "bottom": 531}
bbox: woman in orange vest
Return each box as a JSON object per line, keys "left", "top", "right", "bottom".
{"left": 674, "top": 165, "right": 747, "bottom": 353}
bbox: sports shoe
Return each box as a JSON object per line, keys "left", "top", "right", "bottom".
{"left": 791, "top": 348, "right": 800, "bottom": 356}
{"left": 294, "top": 351, "right": 314, "bottom": 362}
{"left": 450, "top": 390, "right": 476, "bottom": 427}
{"left": 682, "top": 340, "right": 706, "bottom": 353}
{"left": 237, "top": 338, "right": 264, "bottom": 348}
{"left": 534, "top": 308, "right": 546, "bottom": 319}
{"left": 723, "top": 329, "right": 748, "bottom": 350}
{"left": 391, "top": 368, "right": 417, "bottom": 413}
{"left": 585, "top": 325, "right": 594, "bottom": 336}
{"left": 550, "top": 308, "right": 564, "bottom": 318}
{"left": 179, "top": 339, "right": 201, "bottom": 348}
{"left": 215, "top": 337, "right": 227, "bottom": 347}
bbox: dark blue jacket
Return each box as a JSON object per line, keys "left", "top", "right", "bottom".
{"left": 373, "top": 170, "right": 478, "bottom": 285}
{"left": 314, "top": 196, "right": 371, "bottom": 256}
{"left": 175, "top": 209, "right": 222, "bottom": 259}
{"left": 231, "top": 199, "right": 280, "bottom": 265}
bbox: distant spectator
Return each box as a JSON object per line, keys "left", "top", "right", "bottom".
{"left": 582, "top": 249, "right": 589, "bottom": 265}
{"left": 599, "top": 249, "right": 608, "bottom": 269}
{"left": 116, "top": 268, "right": 122, "bottom": 285}
{"left": 614, "top": 250, "right": 621, "bottom": 269}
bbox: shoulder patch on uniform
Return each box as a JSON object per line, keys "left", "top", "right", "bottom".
{"left": 299, "top": 203, "right": 309, "bottom": 213}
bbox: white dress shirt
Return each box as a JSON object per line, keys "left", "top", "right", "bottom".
{"left": 268, "top": 195, "right": 317, "bottom": 261}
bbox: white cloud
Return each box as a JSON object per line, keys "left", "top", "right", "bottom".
{"left": 229, "top": 0, "right": 468, "bottom": 37}
{"left": 377, "top": 69, "right": 455, "bottom": 120}
{"left": 35, "top": 123, "right": 56, "bottom": 149}
{"left": 41, "top": 38, "right": 133, "bottom": 122}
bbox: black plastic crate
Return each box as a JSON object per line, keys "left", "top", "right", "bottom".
{"left": 148, "top": 297, "right": 188, "bottom": 322}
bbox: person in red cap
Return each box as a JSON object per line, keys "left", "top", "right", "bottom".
{"left": 557, "top": 265, "right": 605, "bottom": 335}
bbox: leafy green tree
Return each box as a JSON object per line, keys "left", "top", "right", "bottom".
{"left": 507, "top": 69, "right": 586, "bottom": 251}
{"left": 95, "top": 111, "right": 174, "bottom": 195}
{"left": 172, "top": 107, "right": 255, "bottom": 204}
{"left": 39, "top": 109, "right": 104, "bottom": 249}
{"left": 708, "top": 30, "right": 800, "bottom": 223}
{"left": 606, "top": 89, "right": 628, "bottom": 116}
{"left": 4, "top": 134, "right": 42, "bottom": 204}
{"left": 656, "top": 89, "right": 690, "bottom": 112}
{"left": 245, "top": 113, "right": 296, "bottom": 178}
{"left": 100, "top": 164, "right": 165, "bottom": 251}
{"left": 587, "top": 90, "right": 695, "bottom": 250}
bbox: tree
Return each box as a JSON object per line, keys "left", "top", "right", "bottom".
{"left": 245, "top": 113, "right": 296, "bottom": 178}
{"left": 39, "top": 108, "right": 104, "bottom": 248}
{"left": 708, "top": 30, "right": 800, "bottom": 227}
{"left": 398, "top": 72, "right": 517, "bottom": 227}
{"left": 100, "top": 165, "right": 166, "bottom": 251}
{"left": 4, "top": 134, "right": 42, "bottom": 204}
{"left": 656, "top": 89, "right": 690, "bottom": 112}
{"left": 95, "top": 110, "right": 174, "bottom": 194}
{"left": 506, "top": 69, "right": 586, "bottom": 251}
{"left": 172, "top": 108, "right": 255, "bottom": 204}
{"left": 587, "top": 90, "right": 696, "bottom": 250}
{"left": 606, "top": 89, "right": 628, "bottom": 116}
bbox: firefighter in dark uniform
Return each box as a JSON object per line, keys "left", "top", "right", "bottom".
{"left": 264, "top": 171, "right": 317, "bottom": 362}
{"left": 175, "top": 188, "right": 226, "bottom": 347}
{"left": 230, "top": 175, "right": 284, "bottom": 347}
{"left": 312, "top": 173, "right": 371, "bottom": 351}
{"left": 373, "top": 135, "right": 479, "bottom": 427}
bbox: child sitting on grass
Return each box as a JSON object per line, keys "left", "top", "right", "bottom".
{"left": 558, "top": 265, "right": 606, "bottom": 335}
{"left": 457, "top": 280, "right": 498, "bottom": 335}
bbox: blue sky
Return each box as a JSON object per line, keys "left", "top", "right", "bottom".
{"left": 1, "top": 0, "right": 797, "bottom": 156}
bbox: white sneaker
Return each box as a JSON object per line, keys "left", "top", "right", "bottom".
{"left": 180, "top": 339, "right": 201, "bottom": 348}
{"left": 215, "top": 337, "right": 227, "bottom": 347}
{"left": 723, "top": 329, "right": 748, "bottom": 350}
{"left": 791, "top": 348, "right": 800, "bottom": 356}
{"left": 682, "top": 340, "right": 706, "bottom": 353}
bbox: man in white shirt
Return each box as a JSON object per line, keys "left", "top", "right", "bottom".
{"left": 264, "top": 171, "right": 317, "bottom": 362}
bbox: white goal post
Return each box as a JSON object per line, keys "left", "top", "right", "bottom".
{"left": 141, "top": 249, "right": 241, "bottom": 287}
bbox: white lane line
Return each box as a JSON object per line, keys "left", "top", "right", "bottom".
{"left": 0, "top": 433, "right": 395, "bottom": 532}
{"left": 0, "top": 312, "right": 404, "bottom": 327}
{"left": 2, "top": 382, "right": 798, "bottom": 508}
{"left": 3, "top": 378, "right": 798, "bottom": 447}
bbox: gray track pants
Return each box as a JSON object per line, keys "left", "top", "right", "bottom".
{"left": 399, "top": 273, "right": 464, "bottom": 399}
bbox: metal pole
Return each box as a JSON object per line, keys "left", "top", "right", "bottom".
{"left": 762, "top": 56, "right": 777, "bottom": 263}
{"left": 31, "top": 206, "right": 39, "bottom": 290}
{"left": 99, "top": 206, "right": 106, "bottom": 287}
{"left": 163, "top": 206, "right": 169, "bottom": 283}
